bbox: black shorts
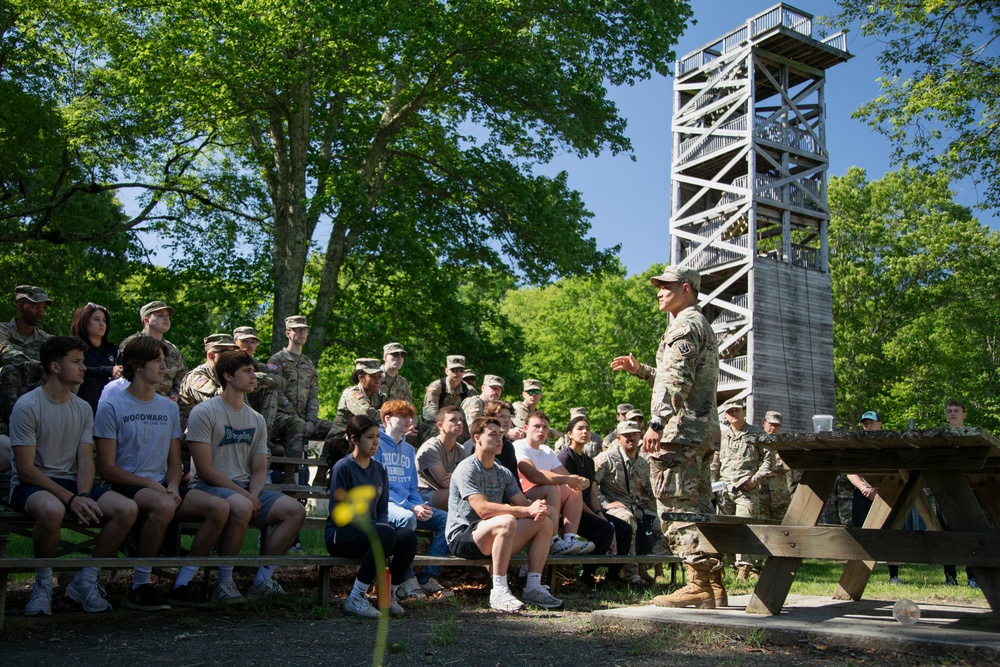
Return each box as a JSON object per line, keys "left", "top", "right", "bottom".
{"left": 9, "top": 478, "right": 112, "bottom": 513}
{"left": 110, "top": 480, "right": 189, "bottom": 501}
{"left": 447, "top": 523, "right": 488, "bottom": 559}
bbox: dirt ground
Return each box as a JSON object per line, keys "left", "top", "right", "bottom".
{"left": 0, "top": 567, "right": 978, "bottom": 666}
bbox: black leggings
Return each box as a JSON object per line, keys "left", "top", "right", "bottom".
{"left": 326, "top": 522, "right": 417, "bottom": 586}
{"left": 578, "top": 511, "right": 619, "bottom": 576}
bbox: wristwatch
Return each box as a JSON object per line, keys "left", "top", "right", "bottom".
{"left": 648, "top": 420, "right": 663, "bottom": 432}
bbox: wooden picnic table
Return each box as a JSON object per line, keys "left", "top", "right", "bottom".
{"left": 690, "top": 427, "right": 1000, "bottom": 617}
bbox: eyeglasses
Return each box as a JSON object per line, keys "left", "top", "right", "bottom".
{"left": 526, "top": 389, "right": 541, "bottom": 396}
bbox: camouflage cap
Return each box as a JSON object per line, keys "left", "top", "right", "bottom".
{"left": 625, "top": 409, "right": 645, "bottom": 421}
{"left": 140, "top": 300, "right": 174, "bottom": 319}
{"left": 523, "top": 378, "right": 542, "bottom": 392}
{"left": 463, "top": 369, "right": 476, "bottom": 381}
{"left": 650, "top": 265, "right": 701, "bottom": 291}
{"left": 446, "top": 355, "right": 466, "bottom": 370}
{"left": 204, "top": 333, "right": 239, "bottom": 351}
{"left": 233, "top": 326, "right": 259, "bottom": 341}
{"left": 723, "top": 398, "right": 746, "bottom": 411}
{"left": 482, "top": 374, "right": 505, "bottom": 388}
{"left": 764, "top": 410, "right": 783, "bottom": 425}
{"left": 285, "top": 315, "right": 309, "bottom": 329}
{"left": 383, "top": 342, "right": 407, "bottom": 356}
{"left": 616, "top": 403, "right": 634, "bottom": 414}
{"left": 569, "top": 407, "right": 587, "bottom": 418}
{"left": 355, "top": 358, "right": 382, "bottom": 375}
{"left": 14, "top": 285, "right": 52, "bottom": 304}
{"left": 616, "top": 420, "right": 642, "bottom": 435}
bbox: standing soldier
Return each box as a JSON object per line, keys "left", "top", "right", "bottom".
{"left": 379, "top": 342, "right": 412, "bottom": 403}
{"left": 610, "top": 265, "right": 725, "bottom": 609}
{"left": 233, "top": 326, "right": 288, "bottom": 451}
{"left": 120, "top": 301, "right": 187, "bottom": 402}
{"left": 758, "top": 411, "right": 791, "bottom": 522}
{"left": 0, "top": 285, "right": 52, "bottom": 429}
{"left": 177, "top": 334, "right": 240, "bottom": 428}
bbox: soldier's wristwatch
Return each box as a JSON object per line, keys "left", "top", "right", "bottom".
{"left": 648, "top": 420, "right": 663, "bottom": 432}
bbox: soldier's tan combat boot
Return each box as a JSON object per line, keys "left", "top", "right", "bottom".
{"left": 709, "top": 565, "right": 728, "bottom": 607}
{"left": 651, "top": 563, "right": 715, "bottom": 609}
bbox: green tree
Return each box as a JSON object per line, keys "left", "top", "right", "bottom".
{"left": 831, "top": 1, "right": 1000, "bottom": 208}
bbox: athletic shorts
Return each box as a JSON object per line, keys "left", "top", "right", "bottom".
{"left": 109, "top": 479, "right": 191, "bottom": 501}
{"left": 188, "top": 480, "right": 285, "bottom": 528}
{"left": 447, "top": 523, "right": 488, "bottom": 559}
{"left": 9, "top": 477, "right": 112, "bottom": 513}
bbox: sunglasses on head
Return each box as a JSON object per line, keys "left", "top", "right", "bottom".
{"left": 87, "top": 302, "right": 106, "bottom": 311}
{"left": 526, "top": 389, "right": 541, "bottom": 395}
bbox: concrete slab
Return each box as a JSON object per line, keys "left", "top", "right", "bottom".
{"left": 592, "top": 594, "right": 1000, "bottom": 660}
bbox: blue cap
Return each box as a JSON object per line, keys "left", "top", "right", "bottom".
{"left": 860, "top": 410, "right": 880, "bottom": 423}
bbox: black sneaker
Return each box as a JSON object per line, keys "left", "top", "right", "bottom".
{"left": 126, "top": 583, "right": 170, "bottom": 611}
{"left": 168, "top": 583, "right": 212, "bottom": 608}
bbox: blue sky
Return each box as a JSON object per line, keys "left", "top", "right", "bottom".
{"left": 538, "top": 0, "right": 999, "bottom": 275}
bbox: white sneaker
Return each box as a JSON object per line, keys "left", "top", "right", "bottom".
{"left": 522, "top": 585, "right": 563, "bottom": 609}
{"left": 489, "top": 587, "right": 524, "bottom": 612}
{"left": 25, "top": 580, "right": 52, "bottom": 617}
{"left": 66, "top": 574, "right": 113, "bottom": 613}
{"left": 213, "top": 580, "right": 247, "bottom": 605}
{"left": 388, "top": 590, "right": 405, "bottom": 617}
{"left": 247, "top": 577, "right": 285, "bottom": 599}
{"left": 344, "top": 594, "right": 380, "bottom": 619}
{"left": 419, "top": 577, "right": 455, "bottom": 598}
{"left": 395, "top": 577, "right": 426, "bottom": 600}
{"left": 568, "top": 536, "right": 596, "bottom": 555}
{"left": 549, "top": 537, "right": 582, "bottom": 556}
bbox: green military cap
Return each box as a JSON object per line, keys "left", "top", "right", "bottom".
{"left": 14, "top": 285, "right": 52, "bottom": 304}
{"left": 650, "top": 265, "right": 701, "bottom": 291}
{"left": 523, "top": 378, "right": 542, "bottom": 391}
{"left": 204, "top": 333, "right": 239, "bottom": 351}
{"left": 383, "top": 342, "right": 407, "bottom": 356}
{"left": 285, "top": 315, "right": 309, "bottom": 329}
{"left": 616, "top": 403, "right": 634, "bottom": 414}
{"left": 569, "top": 407, "right": 587, "bottom": 418}
{"left": 140, "top": 300, "right": 174, "bottom": 319}
{"left": 233, "top": 326, "right": 259, "bottom": 341}
{"left": 625, "top": 409, "right": 644, "bottom": 421}
{"left": 764, "top": 410, "right": 783, "bottom": 425}
{"left": 482, "top": 374, "right": 505, "bottom": 388}
{"left": 446, "top": 355, "right": 466, "bottom": 370}
{"left": 354, "top": 358, "right": 382, "bottom": 375}
{"left": 616, "top": 420, "right": 641, "bottom": 435}
{"left": 463, "top": 369, "right": 476, "bottom": 381}
{"left": 723, "top": 398, "right": 745, "bottom": 411}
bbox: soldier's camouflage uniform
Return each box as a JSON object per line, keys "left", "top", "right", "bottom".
{"left": 332, "top": 383, "right": 385, "bottom": 434}
{"left": 268, "top": 347, "right": 335, "bottom": 458}
{"left": 120, "top": 332, "right": 187, "bottom": 400}
{"left": 760, "top": 451, "right": 792, "bottom": 522}
{"left": 511, "top": 401, "right": 532, "bottom": 429}
{"left": 378, "top": 371, "right": 412, "bottom": 404}
{"left": 177, "top": 363, "right": 222, "bottom": 429}
{"left": 422, "top": 378, "right": 473, "bottom": 439}
{"left": 711, "top": 422, "right": 769, "bottom": 567}
{"left": 0, "top": 322, "right": 49, "bottom": 433}
{"left": 636, "top": 304, "right": 721, "bottom": 566}
{"left": 246, "top": 358, "right": 288, "bottom": 437}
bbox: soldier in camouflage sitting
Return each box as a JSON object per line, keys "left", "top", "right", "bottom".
{"left": 233, "top": 326, "right": 288, "bottom": 451}
{"left": 0, "top": 286, "right": 52, "bottom": 435}
{"left": 421, "top": 355, "right": 475, "bottom": 439}
{"left": 119, "top": 301, "right": 187, "bottom": 402}
{"left": 332, "top": 358, "right": 385, "bottom": 433}
{"left": 178, "top": 334, "right": 241, "bottom": 428}
{"left": 460, "top": 374, "right": 505, "bottom": 431}
{"left": 378, "top": 342, "right": 413, "bottom": 403}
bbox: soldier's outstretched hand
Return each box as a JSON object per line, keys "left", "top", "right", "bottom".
{"left": 610, "top": 354, "right": 639, "bottom": 375}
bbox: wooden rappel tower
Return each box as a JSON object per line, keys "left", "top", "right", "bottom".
{"left": 669, "top": 4, "right": 851, "bottom": 431}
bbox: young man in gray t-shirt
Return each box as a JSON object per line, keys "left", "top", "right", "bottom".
{"left": 9, "top": 337, "right": 137, "bottom": 616}
{"left": 445, "top": 417, "right": 561, "bottom": 612}
{"left": 187, "top": 350, "right": 305, "bottom": 604}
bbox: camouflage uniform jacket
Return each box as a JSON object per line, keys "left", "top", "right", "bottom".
{"left": 636, "top": 305, "right": 720, "bottom": 457}
{"left": 594, "top": 444, "right": 656, "bottom": 516}
{"left": 712, "top": 423, "right": 770, "bottom": 490}
{"left": 252, "top": 358, "right": 286, "bottom": 392}
{"left": 268, "top": 348, "right": 319, "bottom": 422}
{"left": 0, "top": 319, "right": 48, "bottom": 370}
{"left": 460, "top": 395, "right": 486, "bottom": 428}
{"left": 378, "top": 370, "right": 412, "bottom": 404}
{"left": 422, "top": 377, "right": 473, "bottom": 423}
{"left": 178, "top": 362, "right": 222, "bottom": 427}
{"left": 120, "top": 332, "right": 187, "bottom": 399}
{"left": 332, "top": 382, "right": 384, "bottom": 433}
{"left": 511, "top": 401, "right": 532, "bottom": 429}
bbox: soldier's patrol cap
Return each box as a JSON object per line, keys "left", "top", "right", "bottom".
{"left": 723, "top": 398, "right": 746, "bottom": 411}
{"left": 14, "top": 285, "right": 52, "bottom": 304}
{"left": 860, "top": 410, "right": 880, "bottom": 423}
{"left": 483, "top": 374, "right": 505, "bottom": 388}
{"left": 285, "top": 315, "right": 309, "bottom": 329}
{"left": 616, "top": 403, "right": 634, "bottom": 414}
{"left": 140, "top": 300, "right": 174, "bottom": 319}
{"left": 650, "top": 265, "right": 701, "bottom": 291}
{"left": 383, "top": 342, "right": 407, "bottom": 356}
{"left": 625, "top": 409, "right": 645, "bottom": 421}
{"left": 446, "top": 355, "right": 466, "bottom": 370}
{"left": 764, "top": 410, "right": 783, "bottom": 425}
{"left": 204, "top": 333, "right": 239, "bottom": 351}
{"left": 616, "top": 420, "right": 642, "bottom": 435}
{"left": 523, "top": 378, "right": 542, "bottom": 391}
{"left": 569, "top": 407, "right": 587, "bottom": 418}
{"left": 463, "top": 369, "right": 476, "bottom": 381}
{"left": 355, "top": 358, "right": 382, "bottom": 375}
{"left": 233, "top": 326, "right": 259, "bottom": 341}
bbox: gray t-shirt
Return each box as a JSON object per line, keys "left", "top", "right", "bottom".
{"left": 9, "top": 387, "right": 94, "bottom": 489}
{"left": 415, "top": 436, "right": 468, "bottom": 491}
{"left": 93, "top": 389, "right": 183, "bottom": 482}
{"left": 187, "top": 396, "right": 267, "bottom": 484}
{"left": 445, "top": 455, "right": 520, "bottom": 544}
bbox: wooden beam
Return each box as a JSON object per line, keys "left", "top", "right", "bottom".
{"left": 776, "top": 447, "right": 993, "bottom": 472}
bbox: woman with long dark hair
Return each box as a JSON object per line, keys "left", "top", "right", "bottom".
{"left": 69, "top": 302, "right": 122, "bottom": 413}
{"left": 325, "top": 414, "right": 417, "bottom": 619}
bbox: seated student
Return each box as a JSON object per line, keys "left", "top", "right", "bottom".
{"left": 95, "top": 336, "right": 230, "bottom": 610}
{"left": 513, "top": 412, "right": 595, "bottom": 555}
{"left": 9, "top": 336, "right": 137, "bottom": 616}
{"left": 446, "top": 417, "right": 561, "bottom": 611}
{"left": 326, "top": 414, "right": 417, "bottom": 619}
{"left": 187, "top": 350, "right": 306, "bottom": 603}
{"left": 374, "top": 400, "right": 453, "bottom": 599}
{"left": 415, "top": 405, "right": 468, "bottom": 511}
{"left": 556, "top": 415, "right": 618, "bottom": 587}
